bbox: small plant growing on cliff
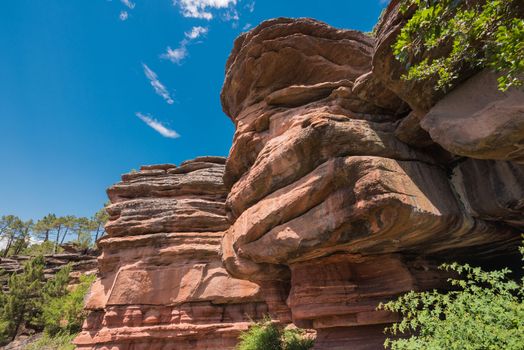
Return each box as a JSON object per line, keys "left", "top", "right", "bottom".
{"left": 379, "top": 244, "right": 524, "bottom": 350}
{"left": 236, "top": 317, "right": 314, "bottom": 350}
{"left": 394, "top": 0, "right": 524, "bottom": 92}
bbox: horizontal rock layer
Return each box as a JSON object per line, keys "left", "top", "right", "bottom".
{"left": 75, "top": 158, "right": 290, "bottom": 350}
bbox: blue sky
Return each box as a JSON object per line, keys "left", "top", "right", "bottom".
{"left": 0, "top": 0, "right": 386, "bottom": 220}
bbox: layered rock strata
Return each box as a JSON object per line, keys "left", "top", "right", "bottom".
{"left": 74, "top": 158, "right": 288, "bottom": 350}
{"left": 220, "top": 17, "right": 522, "bottom": 349}
{"left": 0, "top": 252, "right": 97, "bottom": 292}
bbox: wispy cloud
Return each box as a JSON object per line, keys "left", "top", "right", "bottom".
{"left": 173, "top": 0, "right": 238, "bottom": 20}
{"left": 185, "top": 26, "right": 208, "bottom": 40}
{"left": 119, "top": 10, "right": 129, "bottom": 21}
{"left": 242, "top": 23, "right": 252, "bottom": 31}
{"left": 161, "top": 26, "right": 209, "bottom": 64}
{"left": 136, "top": 112, "right": 180, "bottom": 138}
{"left": 245, "top": 1, "right": 255, "bottom": 13}
{"left": 121, "top": 0, "right": 135, "bottom": 9}
{"left": 142, "top": 64, "right": 174, "bottom": 104}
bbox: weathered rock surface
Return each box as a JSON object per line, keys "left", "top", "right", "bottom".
{"left": 420, "top": 70, "right": 524, "bottom": 163}
{"left": 75, "top": 158, "right": 289, "bottom": 350}
{"left": 220, "top": 17, "right": 522, "bottom": 349}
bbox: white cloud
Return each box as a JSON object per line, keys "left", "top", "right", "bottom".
{"left": 121, "top": 0, "right": 135, "bottom": 9}
{"left": 142, "top": 64, "right": 175, "bottom": 104}
{"left": 185, "top": 26, "right": 208, "bottom": 40}
{"left": 161, "top": 46, "right": 188, "bottom": 64}
{"left": 245, "top": 1, "right": 255, "bottom": 13}
{"left": 119, "top": 10, "right": 129, "bottom": 21}
{"left": 223, "top": 8, "right": 239, "bottom": 22}
{"left": 161, "top": 26, "right": 208, "bottom": 64}
{"left": 136, "top": 112, "right": 180, "bottom": 139}
{"left": 242, "top": 23, "right": 252, "bottom": 31}
{"left": 173, "top": 0, "right": 237, "bottom": 20}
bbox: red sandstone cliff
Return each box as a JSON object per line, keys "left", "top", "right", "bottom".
{"left": 220, "top": 14, "right": 523, "bottom": 350}
{"left": 77, "top": 6, "right": 523, "bottom": 350}
{"left": 74, "top": 158, "right": 289, "bottom": 350}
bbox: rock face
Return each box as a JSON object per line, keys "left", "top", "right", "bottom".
{"left": 79, "top": 9, "right": 523, "bottom": 350}
{"left": 420, "top": 70, "right": 524, "bottom": 163}
{"left": 220, "top": 17, "right": 522, "bottom": 349}
{"left": 74, "top": 158, "right": 289, "bottom": 350}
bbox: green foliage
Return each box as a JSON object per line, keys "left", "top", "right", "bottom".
{"left": 0, "top": 215, "right": 33, "bottom": 257}
{"left": 0, "top": 256, "right": 46, "bottom": 343}
{"left": 379, "top": 251, "right": 524, "bottom": 350}
{"left": 394, "top": 0, "right": 524, "bottom": 92}
{"left": 41, "top": 273, "right": 96, "bottom": 335}
{"left": 25, "top": 331, "right": 76, "bottom": 350}
{"left": 281, "top": 328, "right": 315, "bottom": 350}
{"left": 236, "top": 318, "right": 314, "bottom": 350}
{"left": 2, "top": 208, "right": 109, "bottom": 255}
{"left": 0, "top": 257, "right": 94, "bottom": 346}
{"left": 21, "top": 241, "right": 63, "bottom": 256}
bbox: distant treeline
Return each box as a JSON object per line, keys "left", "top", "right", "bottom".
{"left": 0, "top": 208, "right": 109, "bottom": 257}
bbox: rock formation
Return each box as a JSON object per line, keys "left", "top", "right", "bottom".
{"left": 0, "top": 251, "right": 97, "bottom": 293}
{"left": 74, "top": 158, "right": 289, "bottom": 350}
{"left": 220, "top": 13, "right": 523, "bottom": 350}
{"left": 78, "top": 3, "right": 523, "bottom": 349}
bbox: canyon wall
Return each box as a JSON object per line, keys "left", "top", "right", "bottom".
{"left": 78, "top": 2, "right": 523, "bottom": 349}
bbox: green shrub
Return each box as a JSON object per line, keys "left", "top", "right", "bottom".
{"left": 22, "top": 241, "right": 63, "bottom": 256}
{"left": 394, "top": 0, "right": 524, "bottom": 92}
{"left": 41, "top": 273, "right": 96, "bottom": 335}
{"left": 281, "top": 328, "right": 314, "bottom": 350}
{"left": 0, "top": 256, "right": 94, "bottom": 346}
{"left": 379, "top": 245, "right": 524, "bottom": 350}
{"left": 0, "top": 255, "right": 46, "bottom": 344}
{"left": 237, "top": 318, "right": 313, "bottom": 350}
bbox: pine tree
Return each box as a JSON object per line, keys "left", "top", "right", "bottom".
{"left": 0, "top": 256, "right": 45, "bottom": 344}
{"left": 92, "top": 207, "right": 109, "bottom": 242}
{"left": 33, "top": 214, "right": 57, "bottom": 242}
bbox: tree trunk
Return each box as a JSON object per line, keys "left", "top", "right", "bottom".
{"left": 11, "top": 308, "right": 24, "bottom": 342}
{"left": 53, "top": 225, "right": 62, "bottom": 254}
{"left": 2, "top": 233, "right": 15, "bottom": 257}
{"left": 94, "top": 224, "right": 101, "bottom": 242}
{"left": 60, "top": 227, "right": 69, "bottom": 245}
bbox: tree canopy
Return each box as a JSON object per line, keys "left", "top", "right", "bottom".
{"left": 0, "top": 208, "right": 109, "bottom": 257}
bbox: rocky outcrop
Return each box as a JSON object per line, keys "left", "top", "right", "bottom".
{"left": 75, "top": 158, "right": 289, "bottom": 350}
{"left": 220, "top": 17, "right": 522, "bottom": 349}
{"left": 0, "top": 251, "right": 97, "bottom": 292}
